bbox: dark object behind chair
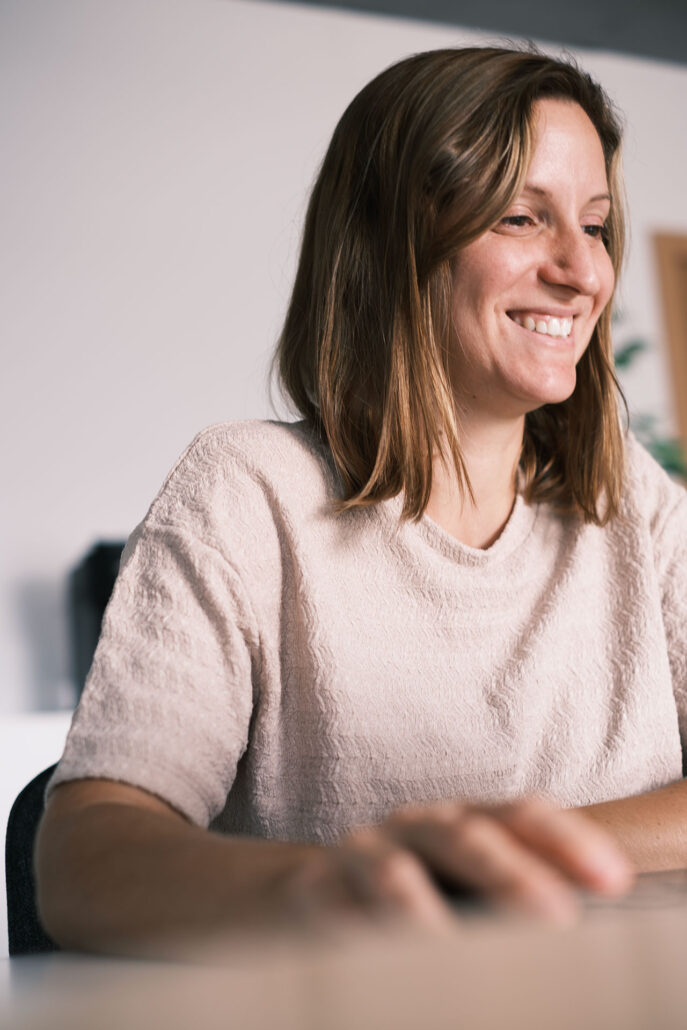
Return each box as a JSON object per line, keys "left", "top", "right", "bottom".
{"left": 5, "top": 765, "right": 59, "bottom": 955}
{"left": 68, "top": 541, "right": 125, "bottom": 697}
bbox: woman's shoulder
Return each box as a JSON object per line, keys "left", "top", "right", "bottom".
{"left": 142, "top": 419, "right": 337, "bottom": 534}
{"left": 621, "top": 430, "right": 687, "bottom": 539}
{"left": 172, "top": 418, "right": 327, "bottom": 476}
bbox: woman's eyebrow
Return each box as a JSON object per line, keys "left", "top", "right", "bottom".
{"left": 521, "top": 183, "right": 612, "bottom": 204}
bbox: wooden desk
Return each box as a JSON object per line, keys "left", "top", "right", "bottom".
{"left": 5, "top": 874, "right": 687, "bottom": 1029}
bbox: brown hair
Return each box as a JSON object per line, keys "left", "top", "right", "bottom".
{"left": 274, "top": 46, "right": 627, "bottom": 524}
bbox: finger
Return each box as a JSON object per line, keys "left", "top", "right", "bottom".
{"left": 387, "top": 804, "right": 581, "bottom": 923}
{"left": 340, "top": 828, "right": 456, "bottom": 930}
{"left": 491, "top": 797, "right": 634, "bottom": 895}
{"left": 283, "top": 833, "right": 455, "bottom": 932}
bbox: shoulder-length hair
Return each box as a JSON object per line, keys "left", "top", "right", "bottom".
{"left": 274, "top": 46, "right": 627, "bottom": 524}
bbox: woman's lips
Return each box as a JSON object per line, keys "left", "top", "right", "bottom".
{"left": 508, "top": 311, "right": 574, "bottom": 339}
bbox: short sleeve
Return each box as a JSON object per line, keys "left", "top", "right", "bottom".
{"left": 48, "top": 521, "right": 259, "bottom": 827}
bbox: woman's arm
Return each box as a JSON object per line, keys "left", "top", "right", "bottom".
{"left": 36, "top": 781, "right": 632, "bottom": 955}
{"left": 35, "top": 779, "right": 318, "bottom": 955}
{"left": 582, "top": 779, "right": 687, "bottom": 871}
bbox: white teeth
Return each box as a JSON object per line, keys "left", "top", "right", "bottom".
{"left": 512, "top": 313, "right": 573, "bottom": 339}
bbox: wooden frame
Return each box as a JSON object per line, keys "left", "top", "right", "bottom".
{"left": 654, "top": 233, "right": 687, "bottom": 446}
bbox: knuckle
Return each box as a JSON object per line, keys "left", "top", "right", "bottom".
{"left": 430, "top": 801, "right": 466, "bottom": 826}
{"left": 499, "top": 795, "right": 553, "bottom": 830}
{"left": 386, "top": 804, "right": 424, "bottom": 829}
{"left": 516, "top": 795, "right": 552, "bottom": 818}
{"left": 343, "top": 825, "right": 379, "bottom": 850}
{"left": 372, "top": 849, "right": 420, "bottom": 894}
{"left": 454, "top": 811, "right": 495, "bottom": 851}
{"left": 387, "top": 801, "right": 465, "bottom": 830}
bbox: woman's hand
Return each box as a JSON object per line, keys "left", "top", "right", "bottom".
{"left": 38, "top": 782, "right": 634, "bottom": 955}
{"left": 284, "top": 797, "right": 634, "bottom": 929}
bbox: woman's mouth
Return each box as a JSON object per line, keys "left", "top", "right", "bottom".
{"left": 508, "top": 312, "right": 574, "bottom": 339}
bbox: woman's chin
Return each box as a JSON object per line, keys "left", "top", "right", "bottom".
{"left": 519, "top": 370, "right": 579, "bottom": 411}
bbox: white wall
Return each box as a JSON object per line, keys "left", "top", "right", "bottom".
{"left": 2, "top": 0, "right": 687, "bottom": 716}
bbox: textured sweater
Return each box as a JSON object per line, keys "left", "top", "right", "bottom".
{"left": 50, "top": 421, "right": 687, "bottom": 844}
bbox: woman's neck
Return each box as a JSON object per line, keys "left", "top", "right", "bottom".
{"left": 425, "top": 416, "right": 524, "bottom": 549}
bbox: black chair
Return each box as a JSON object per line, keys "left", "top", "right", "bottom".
{"left": 5, "top": 764, "right": 59, "bottom": 955}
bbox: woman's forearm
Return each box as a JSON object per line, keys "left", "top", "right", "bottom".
{"left": 36, "top": 781, "right": 316, "bottom": 955}
{"left": 581, "top": 779, "right": 687, "bottom": 872}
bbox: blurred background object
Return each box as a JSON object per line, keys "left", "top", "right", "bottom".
{"left": 68, "top": 542, "right": 125, "bottom": 699}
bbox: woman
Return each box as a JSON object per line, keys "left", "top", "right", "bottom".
{"left": 37, "top": 47, "right": 687, "bottom": 954}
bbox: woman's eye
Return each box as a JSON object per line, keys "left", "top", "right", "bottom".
{"left": 500, "top": 215, "right": 533, "bottom": 228}
{"left": 583, "top": 224, "right": 609, "bottom": 243}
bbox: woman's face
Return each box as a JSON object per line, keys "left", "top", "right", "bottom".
{"left": 448, "top": 98, "right": 615, "bottom": 422}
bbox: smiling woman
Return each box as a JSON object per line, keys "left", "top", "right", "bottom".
{"left": 435, "top": 98, "right": 618, "bottom": 545}
{"left": 450, "top": 100, "right": 615, "bottom": 417}
{"left": 35, "top": 47, "right": 687, "bottom": 956}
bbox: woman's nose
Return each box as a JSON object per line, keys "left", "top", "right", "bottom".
{"left": 539, "top": 227, "right": 602, "bottom": 296}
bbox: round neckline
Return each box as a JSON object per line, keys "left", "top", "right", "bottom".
{"left": 383, "top": 489, "right": 539, "bottom": 567}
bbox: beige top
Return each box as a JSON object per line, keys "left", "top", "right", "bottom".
{"left": 50, "top": 421, "right": 687, "bottom": 843}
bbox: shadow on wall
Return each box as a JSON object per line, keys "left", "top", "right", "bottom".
{"left": 14, "top": 577, "right": 76, "bottom": 711}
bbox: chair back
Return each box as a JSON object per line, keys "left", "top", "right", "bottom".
{"left": 5, "top": 764, "right": 59, "bottom": 955}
